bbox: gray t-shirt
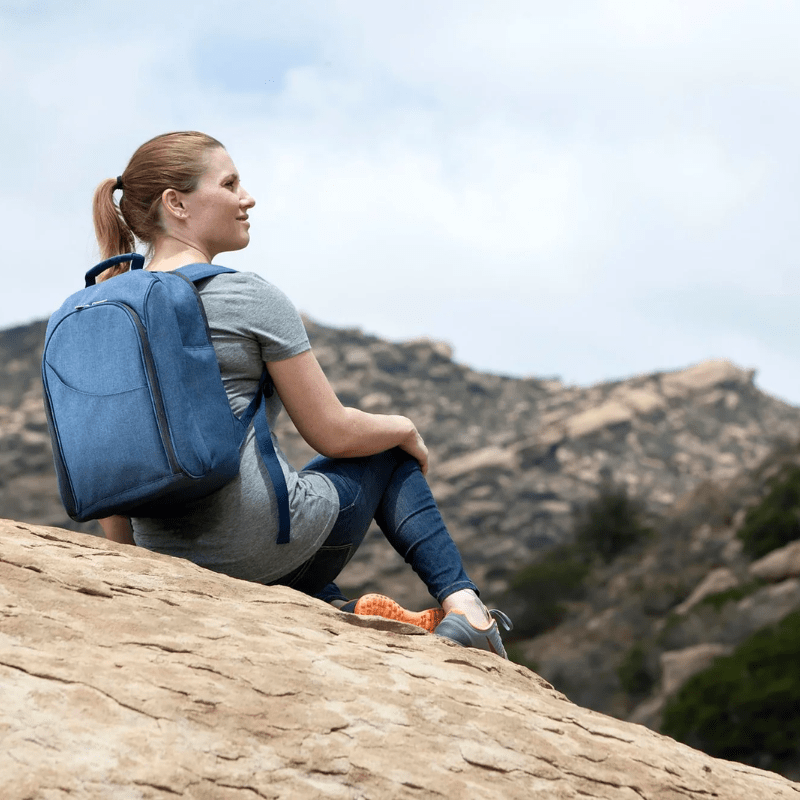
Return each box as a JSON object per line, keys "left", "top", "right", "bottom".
{"left": 132, "top": 271, "right": 340, "bottom": 583}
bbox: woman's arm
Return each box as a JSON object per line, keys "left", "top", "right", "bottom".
{"left": 267, "top": 350, "right": 429, "bottom": 474}
{"left": 99, "top": 515, "right": 135, "bottom": 545}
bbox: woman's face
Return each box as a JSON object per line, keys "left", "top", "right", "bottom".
{"left": 179, "top": 147, "right": 256, "bottom": 260}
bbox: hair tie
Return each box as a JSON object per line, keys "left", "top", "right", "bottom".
{"left": 114, "top": 176, "right": 124, "bottom": 192}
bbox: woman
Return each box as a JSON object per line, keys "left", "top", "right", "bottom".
{"left": 94, "top": 131, "right": 511, "bottom": 657}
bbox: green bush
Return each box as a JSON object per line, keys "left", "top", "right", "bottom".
{"left": 575, "top": 484, "right": 652, "bottom": 563}
{"left": 738, "top": 466, "right": 800, "bottom": 559}
{"left": 617, "top": 644, "right": 657, "bottom": 697}
{"left": 505, "top": 484, "right": 651, "bottom": 637}
{"left": 655, "top": 613, "right": 683, "bottom": 647}
{"left": 661, "top": 610, "right": 800, "bottom": 775}
{"left": 698, "top": 580, "right": 765, "bottom": 612}
{"left": 506, "top": 544, "right": 590, "bottom": 637}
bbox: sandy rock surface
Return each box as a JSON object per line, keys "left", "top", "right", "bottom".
{"left": 750, "top": 540, "right": 800, "bottom": 582}
{"left": 2, "top": 519, "right": 799, "bottom": 799}
{"left": 674, "top": 567, "right": 740, "bottom": 615}
{"left": 660, "top": 359, "right": 754, "bottom": 396}
{"left": 659, "top": 643, "right": 734, "bottom": 697}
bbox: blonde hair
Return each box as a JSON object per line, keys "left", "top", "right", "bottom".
{"left": 92, "top": 131, "right": 224, "bottom": 280}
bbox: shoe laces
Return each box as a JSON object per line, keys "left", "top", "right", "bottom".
{"left": 489, "top": 609, "right": 513, "bottom": 632}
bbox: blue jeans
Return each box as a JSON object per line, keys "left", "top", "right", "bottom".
{"left": 270, "top": 448, "right": 477, "bottom": 605}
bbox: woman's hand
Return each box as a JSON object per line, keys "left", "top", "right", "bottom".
{"left": 399, "top": 422, "right": 429, "bottom": 475}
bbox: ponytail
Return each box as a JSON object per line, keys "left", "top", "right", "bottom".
{"left": 92, "top": 177, "right": 136, "bottom": 282}
{"left": 92, "top": 131, "right": 225, "bottom": 283}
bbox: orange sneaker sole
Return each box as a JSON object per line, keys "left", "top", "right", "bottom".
{"left": 353, "top": 594, "right": 445, "bottom": 632}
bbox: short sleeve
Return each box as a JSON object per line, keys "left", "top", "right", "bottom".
{"left": 200, "top": 271, "right": 310, "bottom": 363}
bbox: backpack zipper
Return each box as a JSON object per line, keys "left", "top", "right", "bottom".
{"left": 41, "top": 377, "right": 77, "bottom": 516}
{"left": 115, "top": 302, "right": 183, "bottom": 476}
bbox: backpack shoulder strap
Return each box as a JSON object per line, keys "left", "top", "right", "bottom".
{"left": 175, "top": 263, "right": 237, "bottom": 283}
{"left": 171, "top": 266, "right": 291, "bottom": 545}
{"left": 238, "top": 370, "right": 291, "bottom": 545}
{"left": 253, "top": 397, "right": 291, "bottom": 545}
{"left": 174, "top": 274, "right": 290, "bottom": 545}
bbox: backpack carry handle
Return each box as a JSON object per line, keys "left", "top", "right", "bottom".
{"left": 84, "top": 253, "right": 146, "bottom": 288}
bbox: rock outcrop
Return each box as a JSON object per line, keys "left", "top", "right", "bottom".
{"left": 2, "top": 518, "right": 799, "bottom": 799}
{"left": 750, "top": 540, "right": 800, "bottom": 582}
{"left": 514, "top": 453, "right": 800, "bottom": 751}
{"left": 673, "top": 567, "right": 740, "bottom": 616}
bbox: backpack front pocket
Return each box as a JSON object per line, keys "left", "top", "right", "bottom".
{"left": 43, "top": 303, "right": 179, "bottom": 518}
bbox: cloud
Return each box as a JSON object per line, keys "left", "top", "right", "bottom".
{"left": 3, "top": 0, "right": 800, "bottom": 405}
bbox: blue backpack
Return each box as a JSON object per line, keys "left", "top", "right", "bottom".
{"left": 41, "top": 253, "right": 290, "bottom": 543}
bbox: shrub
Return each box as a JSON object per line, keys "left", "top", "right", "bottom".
{"left": 617, "top": 643, "right": 657, "bottom": 698}
{"left": 661, "top": 610, "right": 800, "bottom": 775}
{"left": 698, "top": 580, "right": 765, "bottom": 612}
{"left": 506, "top": 544, "right": 590, "bottom": 637}
{"left": 575, "top": 484, "right": 652, "bottom": 563}
{"left": 738, "top": 466, "right": 800, "bottom": 560}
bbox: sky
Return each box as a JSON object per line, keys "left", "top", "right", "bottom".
{"left": 3, "top": 1, "right": 800, "bottom": 404}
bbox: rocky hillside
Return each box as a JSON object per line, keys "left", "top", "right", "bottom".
{"left": 3, "top": 518, "right": 799, "bottom": 799}
{"left": 3, "top": 316, "right": 800, "bottom": 612}
{"left": 512, "top": 441, "right": 800, "bottom": 772}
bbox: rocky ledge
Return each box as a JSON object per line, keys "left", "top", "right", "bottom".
{"left": 2, "top": 518, "right": 798, "bottom": 799}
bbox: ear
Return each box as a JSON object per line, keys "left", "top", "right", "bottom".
{"left": 161, "top": 188, "right": 187, "bottom": 222}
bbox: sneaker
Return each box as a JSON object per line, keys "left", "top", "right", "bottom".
{"left": 434, "top": 609, "right": 513, "bottom": 659}
{"left": 342, "top": 593, "right": 445, "bottom": 632}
